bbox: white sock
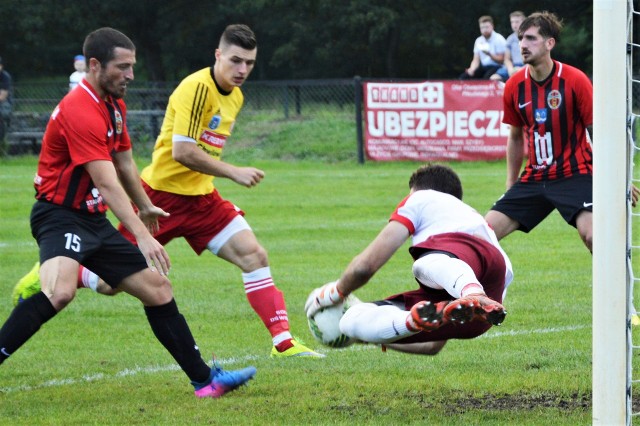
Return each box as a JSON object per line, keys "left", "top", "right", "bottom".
{"left": 412, "top": 253, "right": 484, "bottom": 299}
{"left": 339, "top": 303, "right": 418, "bottom": 344}
{"left": 272, "top": 331, "right": 292, "bottom": 346}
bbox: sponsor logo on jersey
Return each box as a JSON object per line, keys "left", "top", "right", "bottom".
{"left": 208, "top": 115, "right": 221, "bottom": 130}
{"left": 85, "top": 187, "right": 104, "bottom": 207}
{"left": 547, "top": 90, "right": 562, "bottom": 110}
{"left": 199, "top": 130, "right": 227, "bottom": 148}
{"left": 534, "top": 108, "right": 547, "bottom": 124}
{"left": 114, "top": 110, "right": 123, "bottom": 134}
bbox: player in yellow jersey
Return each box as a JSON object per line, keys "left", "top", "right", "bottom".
{"left": 13, "top": 24, "right": 323, "bottom": 358}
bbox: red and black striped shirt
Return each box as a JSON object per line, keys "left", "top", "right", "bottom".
{"left": 34, "top": 79, "right": 131, "bottom": 214}
{"left": 502, "top": 60, "right": 593, "bottom": 181}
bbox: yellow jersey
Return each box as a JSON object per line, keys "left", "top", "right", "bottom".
{"left": 141, "top": 67, "right": 243, "bottom": 195}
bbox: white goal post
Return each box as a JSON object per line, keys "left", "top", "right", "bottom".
{"left": 593, "top": 0, "right": 629, "bottom": 424}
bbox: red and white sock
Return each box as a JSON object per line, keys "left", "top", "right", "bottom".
{"left": 242, "top": 267, "right": 292, "bottom": 350}
{"left": 78, "top": 266, "right": 99, "bottom": 292}
{"left": 460, "top": 283, "right": 485, "bottom": 297}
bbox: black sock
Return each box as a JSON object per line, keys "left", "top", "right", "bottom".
{"left": 144, "top": 299, "right": 210, "bottom": 383}
{"left": 0, "top": 292, "right": 57, "bottom": 365}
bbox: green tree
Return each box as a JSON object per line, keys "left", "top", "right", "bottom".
{"left": 0, "top": 0, "right": 594, "bottom": 81}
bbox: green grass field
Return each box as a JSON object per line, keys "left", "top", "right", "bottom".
{"left": 0, "top": 154, "right": 599, "bottom": 425}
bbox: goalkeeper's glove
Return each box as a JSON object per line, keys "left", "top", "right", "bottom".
{"left": 304, "top": 280, "right": 344, "bottom": 318}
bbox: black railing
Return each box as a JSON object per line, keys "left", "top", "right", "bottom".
{"left": 1, "top": 78, "right": 360, "bottom": 159}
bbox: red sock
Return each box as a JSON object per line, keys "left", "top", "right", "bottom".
{"left": 275, "top": 339, "right": 294, "bottom": 352}
{"left": 77, "top": 267, "right": 86, "bottom": 289}
{"left": 245, "top": 286, "right": 290, "bottom": 336}
{"left": 243, "top": 268, "right": 290, "bottom": 338}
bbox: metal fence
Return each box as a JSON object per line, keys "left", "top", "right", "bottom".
{"left": 1, "top": 78, "right": 359, "bottom": 157}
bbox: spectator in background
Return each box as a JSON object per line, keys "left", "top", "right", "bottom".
{"left": 491, "top": 11, "right": 526, "bottom": 82}
{"left": 69, "top": 54, "right": 86, "bottom": 91}
{"left": 0, "top": 56, "right": 13, "bottom": 141}
{"left": 460, "top": 16, "right": 506, "bottom": 80}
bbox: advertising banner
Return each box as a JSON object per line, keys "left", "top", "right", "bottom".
{"left": 364, "top": 80, "right": 509, "bottom": 161}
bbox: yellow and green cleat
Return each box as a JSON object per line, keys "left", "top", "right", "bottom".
{"left": 270, "top": 339, "right": 325, "bottom": 358}
{"left": 12, "top": 262, "right": 42, "bottom": 306}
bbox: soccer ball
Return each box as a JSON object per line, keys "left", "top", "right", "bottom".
{"left": 307, "top": 294, "right": 361, "bottom": 348}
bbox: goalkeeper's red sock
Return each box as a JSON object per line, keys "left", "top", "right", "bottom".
{"left": 243, "top": 267, "right": 291, "bottom": 343}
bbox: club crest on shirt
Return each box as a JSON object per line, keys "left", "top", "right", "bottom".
{"left": 208, "top": 115, "right": 221, "bottom": 130}
{"left": 547, "top": 90, "right": 562, "bottom": 110}
{"left": 114, "top": 110, "right": 123, "bottom": 134}
{"left": 535, "top": 108, "right": 547, "bottom": 124}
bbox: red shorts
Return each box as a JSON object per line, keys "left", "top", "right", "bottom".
{"left": 387, "top": 232, "right": 507, "bottom": 343}
{"left": 118, "top": 181, "right": 244, "bottom": 254}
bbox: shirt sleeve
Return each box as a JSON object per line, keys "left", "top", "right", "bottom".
{"left": 389, "top": 194, "right": 418, "bottom": 234}
{"left": 62, "top": 103, "right": 112, "bottom": 165}
{"left": 574, "top": 71, "right": 593, "bottom": 127}
{"left": 494, "top": 35, "right": 507, "bottom": 54}
{"left": 172, "top": 79, "right": 210, "bottom": 140}
{"left": 501, "top": 79, "right": 523, "bottom": 126}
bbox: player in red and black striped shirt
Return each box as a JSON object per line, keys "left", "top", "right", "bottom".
{"left": 0, "top": 27, "right": 255, "bottom": 398}
{"left": 485, "top": 11, "right": 605, "bottom": 252}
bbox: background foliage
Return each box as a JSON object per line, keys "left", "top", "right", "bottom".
{"left": 0, "top": 0, "right": 592, "bottom": 82}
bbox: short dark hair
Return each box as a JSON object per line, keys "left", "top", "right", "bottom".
{"left": 83, "top": 27, "right": 135, "bottom": 65}
{"left": 478, "top": 16, "right": 494, "bottom": 25}
{"left": 220, "top": 24, "right": 257, "bottom": 50}
{"left": 408, "top": 164, "right": 463, "bottom": 200}
{"left": 518, "top": 11, "right": 563, "bottom": 42}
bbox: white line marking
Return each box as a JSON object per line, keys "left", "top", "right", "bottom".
{"left": 478, "top": 324, "right": 589, "bottom": 338}
{"left": 0, "top": 326, "right": 589, "bottom": 394}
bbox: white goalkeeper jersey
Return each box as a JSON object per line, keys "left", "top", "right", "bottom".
{"left": 390, "top": 189, "right": 513, "bottom": 287}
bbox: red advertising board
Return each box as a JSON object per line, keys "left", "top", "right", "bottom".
{"left": 364, "top": 81, "right": 509, "bottom": 161}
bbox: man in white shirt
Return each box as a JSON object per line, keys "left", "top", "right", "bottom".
{"left": 460, "top": 15, "right": 506, "bottom": 80}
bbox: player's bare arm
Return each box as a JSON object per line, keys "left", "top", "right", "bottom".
{"left": 505, "top": 125, "right": 525, "bottom": 189}
{"left": 112, "top": 149, "right": 169, "bottom": 234}
{"left": 504, "top": 49, "right": 514, "bottom": 73}
{"left": 466, "top": 54, "right": 481, "bottom": 75}
{"left": 486, "top": 51, "right": 505, "bottom": 64}
{"left": 172, "top": 140, "right": 264, "bottom": 187}
{"left": 84, "top": 160, "right": 171, "bottom": 275}
{"left": 305, "top": 221, "right": 409, "bottom": 318}
{"left": 337, "top": 221, "right": 410, "bottom": 295}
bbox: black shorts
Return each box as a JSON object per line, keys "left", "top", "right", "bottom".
{"left": 489, "top": 175, "right": 592, "bottom": 232}
{"left": 30, "top": 201, "right": 148, "bottom": 288}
